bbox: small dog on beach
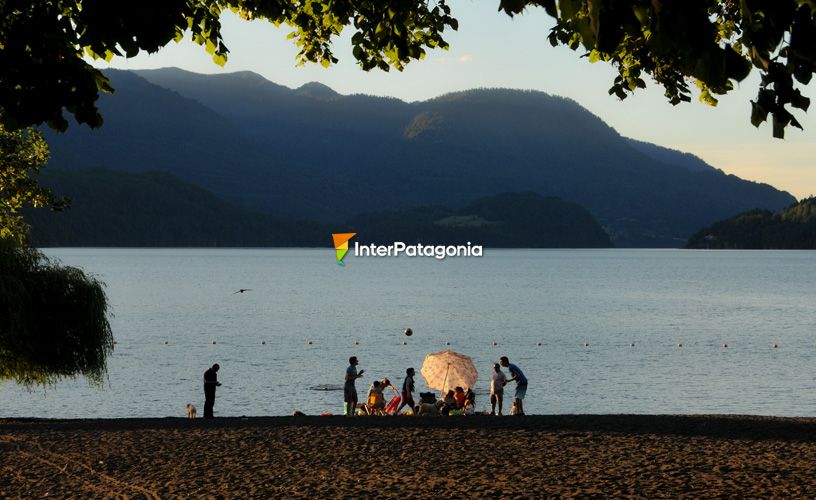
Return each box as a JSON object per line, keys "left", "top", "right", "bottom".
{"left": 417, "top": 402, "right": 440, "bottom": 416}
{"left": 186, "top": 404, "right": 197, "bottom": 418}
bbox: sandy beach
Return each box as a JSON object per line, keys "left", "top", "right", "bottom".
{"left": 2, "top": 414, "right": 816, "bottom": 498}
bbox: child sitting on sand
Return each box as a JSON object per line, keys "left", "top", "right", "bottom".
{"left": 439, "top": 390, "right": 456, "bottom": 415}
{"left": 454, "top": 387, "right": 466, "bottom": 408}
{"left": 463, "top": 391, "right": 476, "bottom": 416}
{"left": 366, "top": 380, "right": 386, "bottom": 415}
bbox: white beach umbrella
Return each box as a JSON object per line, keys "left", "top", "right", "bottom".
{"left": 420, "top": 350, "right": 478, "bottom": 393}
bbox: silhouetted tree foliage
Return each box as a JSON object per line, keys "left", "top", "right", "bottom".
{"left": 499, "top": 0, "right": 816, "bottom": 138}
{"left": 0, "top": 124, "right": 67, "bottom": 243}
{"left": 1, "top": 123, "right": 110, "bottom": 387}
{"left": 0, "top": 1, "right": 813, "bottom": 136}
{"left": 0, "top": 240, "right": 113, "bottom": 386}
{"left": 687, "top": 197, "right": 816, "bottom": 249}
{"left": 0, "top": 0, "right": 456, "bottom": 131}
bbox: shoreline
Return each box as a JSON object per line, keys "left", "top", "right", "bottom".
{"left": 3, "top": 413, "right": 816, "bottom": 440}
{"left": 3, "top": 414, "right": 816, "bottom": 497}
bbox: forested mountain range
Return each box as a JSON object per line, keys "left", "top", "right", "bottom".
{"left": 41, "top": 68, "right": 795, "bottom": 247}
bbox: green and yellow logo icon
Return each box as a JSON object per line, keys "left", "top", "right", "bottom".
{"left": 332, "top": 233, "right": 357, "bottom": 266}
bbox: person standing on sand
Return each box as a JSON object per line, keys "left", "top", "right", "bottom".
{"left": 344, "top": 356, "right": 365, "bottom": 416}
{"left": 203, "top": 363, "right": 221, "bottom": 419}
{"left": 500, "top": 356, "right": 527, "bottom": 416}
{"left": 490, "top": 363, "right": 507, "bottom": 416}
{"left": 396, "top": 367, "right": 416, "bottom": 414}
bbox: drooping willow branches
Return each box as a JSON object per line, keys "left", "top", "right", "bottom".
{"left": 0, "top": 240, "right": 113, "bottom": 386}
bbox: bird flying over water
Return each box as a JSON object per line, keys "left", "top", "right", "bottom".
{"left": 232, "top": 289, "right": 252, "bottom": 295}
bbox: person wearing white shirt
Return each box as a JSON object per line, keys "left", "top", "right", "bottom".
{"left": 490, "top": 363, "right": 507, "bottom": 415}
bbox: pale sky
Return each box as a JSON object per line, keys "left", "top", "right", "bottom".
{"left": 98, "top": 1, "right": 816, "bottom": 199}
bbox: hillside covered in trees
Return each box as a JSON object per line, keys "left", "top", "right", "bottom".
{"left": 28, "top": 170, "right": 609, "bottom": 248}
{"left": 27, "top": 169, "right": 328, "bottom": 247}
{"left": 686, "top": 198, "right": 816, "bottom": 249}
{"left": 349, "top": 192, "right": 612, "bottom": 248}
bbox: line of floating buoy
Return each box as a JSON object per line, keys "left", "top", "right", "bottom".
{"left": 121, "top": 341, "right": 787, "bottom": 349}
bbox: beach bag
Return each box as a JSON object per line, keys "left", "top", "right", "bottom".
{"left": 420, "top": 392, "right": 436, "bottom": 404}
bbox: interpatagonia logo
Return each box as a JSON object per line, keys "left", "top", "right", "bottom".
{"left": 332, "top": 232, "right": 482, "bottom": 266}
{"left": 355, "top": 241, "right": 483, "bottom": 260}
{"left": 332, "top": 233, "right": 357, "bottom": 266}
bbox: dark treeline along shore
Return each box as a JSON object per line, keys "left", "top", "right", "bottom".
{"left": 36, "top": 69, "right": 794, "bottom": 248}
{"left": 687, "top": 197, "right": 816, "bottom": 249}
{"left": 27, "top": 174, "right": 611, "bottom": 248}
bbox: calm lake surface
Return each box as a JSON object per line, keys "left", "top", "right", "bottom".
{"left": 2, "top": 248, "right": 815, "bottom": 418}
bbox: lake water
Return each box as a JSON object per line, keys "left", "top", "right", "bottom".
{"left": 2, "top": 248, "right": 815, "bottom": 418}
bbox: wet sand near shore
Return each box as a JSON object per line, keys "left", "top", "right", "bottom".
{"left": 2, "top": 414, "right": 816, "bottom": 498}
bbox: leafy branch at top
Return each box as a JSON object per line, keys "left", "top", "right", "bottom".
{"left": 0, "top": 0, "right": 457, "bottom": 132}
{"left": 499, "top": 0, "right": 815, "bottom": 138}
{"left": 0, "top": 125, "right": 68, "bottom": 244}
{"left": 0, "top": 1, "right": 813, "bottom": 137}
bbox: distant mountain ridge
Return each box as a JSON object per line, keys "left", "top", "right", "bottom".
{"left": 41, "top": 68, "right": 796, "bottom": 247}
{"left": 624, "top": 139, "right": 720, "bottom": 174}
